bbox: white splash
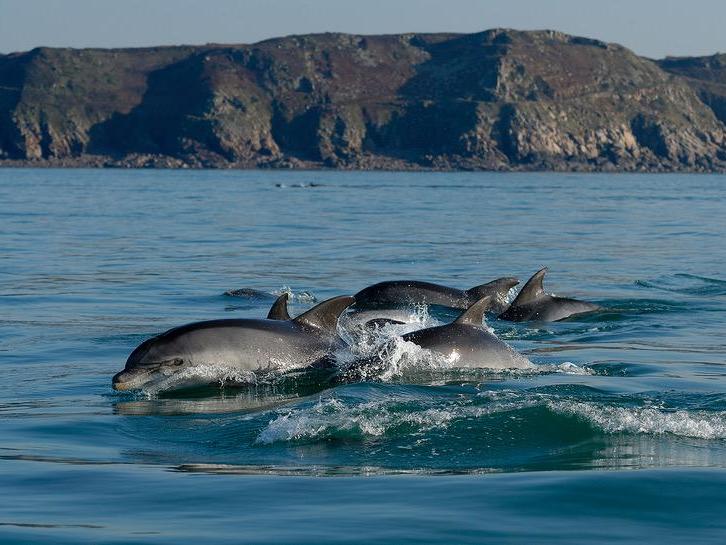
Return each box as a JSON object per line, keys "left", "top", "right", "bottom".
{"left": 272, "top": 286, "right": 318, "bottom": 303}
{"left": 140, "top": 364, "right": 259, "bottom": 395}
{"left": 549, "top": 401, "right": 726, "bottom": 440}
{"left": 504, "top": 361, "right": 593, "bottom": 376}
{"left": 256, "top": 396, "right": 483, "bottom": 444}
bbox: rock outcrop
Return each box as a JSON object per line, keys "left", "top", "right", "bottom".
{"left": 1, "top": 29, "right": 725, "bottom": 171}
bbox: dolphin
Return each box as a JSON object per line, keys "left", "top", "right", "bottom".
{"left": 499, "top": 268, "right": 602, "bottom": 322}
{"left": 112, "top": 295, "right": 355, "bottom": 392}
{"left": 353, "top": 277, "right": 519, "bottom": 314}
{"left": 399, "top": 296, "right": 532, "bottom": 369}
{"left": 223, "top": 287, "right": 275, "bottom": 299}
{"left": 224, "top": 288, "right": 317, "bottom": 303}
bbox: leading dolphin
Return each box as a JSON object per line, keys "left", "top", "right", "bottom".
{"left": 353, "top": 277, "right": 519, "bottom": 313}
{"left": 112, "top": 295, "right": 355, "bottom": 392}
{"left": 400, "top": 296, "right": 532, "bottom": 369}
{"left": 499, "top": 268, "right": 601, "bottom": 322}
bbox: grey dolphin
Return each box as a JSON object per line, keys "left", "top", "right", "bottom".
{"left": 112, "top": 295, "right": 355, "bottom": 392}
{"left": 353, "top": 277, "right": 519, "bottom": 313}
{"left": 223, "top": 287, "right": 275, "bottom": 299}
{"left": 499, "top": 268, "right": 602, "bottom": 322}
{"left": 224, "top": 288, "right": 317, "bottom": 303}
{"left": 400, "top": 296, "right": 532, "bottom": 369}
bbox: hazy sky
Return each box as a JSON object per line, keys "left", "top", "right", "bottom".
{"left": 0, "top": 0, "right": 724, "bottom": 58}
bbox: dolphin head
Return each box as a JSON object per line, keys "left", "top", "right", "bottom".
{"left": 112, "top": 335, "right": 189, "bottom": 391}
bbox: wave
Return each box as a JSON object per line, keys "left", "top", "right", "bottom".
{"left": 635, "top": 273, "right": 726, "bottom": 297}
{"left": 256, "top": 389, "right": 726, "bottom": 445}
{"left": 256, "top": 396, "right": 481, "bottom": 444}
{"left": 549, "top": 401, "right": 726, "bottom": 439}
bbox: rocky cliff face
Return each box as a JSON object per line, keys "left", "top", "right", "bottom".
{"left": 659, "top": 54, "right": 726, "bottom": 129}
{"left": 1, "top": 29, "right": 725, "bottom": 171}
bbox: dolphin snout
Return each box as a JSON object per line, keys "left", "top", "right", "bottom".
{"left": 112, "top": 370, "right": 139, "bottom": 391}
{"left": 112, "top": 368, "right": 153, "bottom": 391}
{"left": 112, "top": 371, "right": 131, "bottom": 391}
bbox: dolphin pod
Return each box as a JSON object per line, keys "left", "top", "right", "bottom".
{"left": 114, "top": 270, "right": 601, "bottom": 391}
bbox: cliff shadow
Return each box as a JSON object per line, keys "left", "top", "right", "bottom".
{"left": 87, "top": 53, "right": 228, "bottom": 160}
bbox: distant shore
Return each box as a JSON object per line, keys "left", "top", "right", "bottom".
{"left": 0, "top": 156, "right": 723, "bottom": 173}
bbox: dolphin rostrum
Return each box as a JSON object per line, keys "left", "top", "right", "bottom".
{"left": 400, "top": 296, "right": 532, "bottom": 369}
{"left": 499, "top": 268, "right": 602, "bottom": 322}
{"left": 112, "top": 295, "right": 355, "bottom": 392}
{"left": 353, "top": 277, "right": 519, "bottom": 313}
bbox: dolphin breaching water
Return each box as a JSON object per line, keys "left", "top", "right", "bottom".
{"left": 399, "top": 296, "right": 533, "bottom": 369}
{"left": 499, "top": 268, "right": 602, "bottom": 322}
{"left": 353, "top": 277, "right": 520, "bottom": 314}
{"left": 112, "top": 295, "right": 355, "bottom": 392}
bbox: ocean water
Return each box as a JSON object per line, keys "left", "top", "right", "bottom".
{"left": 1, "top": 168, "right": 725, "bottom": 544}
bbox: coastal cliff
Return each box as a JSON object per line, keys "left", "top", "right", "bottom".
{"left": 1, "top": 29, "right": 725, "bottom": 171}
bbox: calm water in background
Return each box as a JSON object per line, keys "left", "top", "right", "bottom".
{"left": 1, "top": 168, "right": 726, "bottom": 544}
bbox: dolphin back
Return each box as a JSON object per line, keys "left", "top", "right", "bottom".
{"left": 353, "top": 281, "right": 466, "bottom": 308}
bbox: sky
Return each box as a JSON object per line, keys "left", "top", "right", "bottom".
{"left": 0, "top": 0, "right": 724, "bottom": 59}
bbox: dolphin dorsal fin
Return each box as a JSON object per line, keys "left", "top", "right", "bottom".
{"left": 267, "top": 293, "right": 291, "bottom": 320}
{"left": 513, "top": 268, "right": 548, "bottom": 305}
{"left": 293, "top": 295, "right": 356, "bottom": 333}
{"left": 455, "top": 296, "right": 492, "bottom": 326}
{"left": 465, "top": 277, "right": 519, "bottom": 298}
